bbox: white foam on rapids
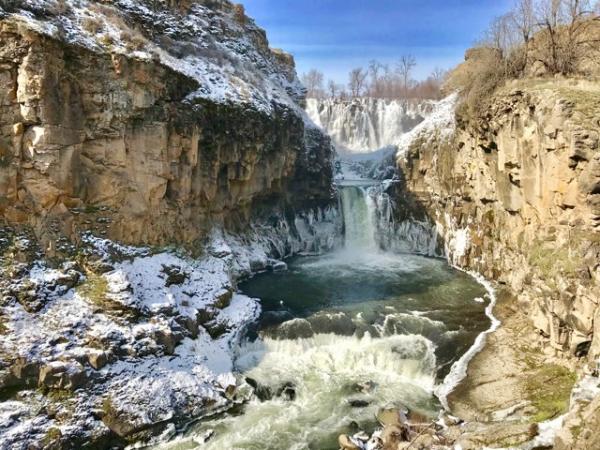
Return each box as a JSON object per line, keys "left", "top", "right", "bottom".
{"left": 156, "top": 333, "right": 438, "bottom": 450}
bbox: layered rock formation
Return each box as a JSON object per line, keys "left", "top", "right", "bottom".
{"left": 0, "top": 0, "right": 335, "bottom": 250}
{"left": 398, "top": 80, "right": 600, "bottom": 447}
{"left": 0, "top": 1, "right": 340, "bottom": 448}
{"left": 401, "top": 82, "right": 599, "bottom": 359}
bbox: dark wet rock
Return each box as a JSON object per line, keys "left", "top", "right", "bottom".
{"left": 162, "top": 265, "right": 188, "bottom": 287}
{"left": 348, "top": 398, "right": 371, "bottom": 408}
{"left": 245, "top": 377, "right": 273, "bottom": 401}
{"left": 270, "top": 318, "right": 314, "bottom": 340}
{"left": 276, "top": 381, "right": 296, "bottom": 401}
{"left": 307, "top": 312, "right": 356, "bottom": 336}
{"left": 352, "top": 380, "right": 377, "bottom": 394}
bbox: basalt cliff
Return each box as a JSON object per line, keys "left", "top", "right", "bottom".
{"left": 396, "top": 81, "right": 600, "bottom": 449}
{"left": 0, "top": 0, "right": 335, "bottom": 250}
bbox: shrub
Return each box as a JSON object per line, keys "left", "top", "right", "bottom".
{"left": 82, "top": 17, "right": 102, "bottom": 34}
{"left": 233, "top": 4, "right": 246, "bottom": 24}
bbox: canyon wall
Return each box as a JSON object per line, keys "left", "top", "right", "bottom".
{"left": 401, "top": 82, "right": 600, "bottom": 359}
{"left": 306, "top": 97, "right": 431, "bottom": 153}
{"left": 396, "top": 82, "right": 600, "bottom": 448}
{"left": 0, "top": 2, "right": 339, "bottom": 448}
{"left": 0, "top": 0, "right": 335, "bottom": 250}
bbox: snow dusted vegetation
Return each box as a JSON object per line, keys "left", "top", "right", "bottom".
{"left": 0, "top": 0, "right": 306, "bottom": 115}
{"left": 0, "top": 209, "right": 342, "bottom": 447}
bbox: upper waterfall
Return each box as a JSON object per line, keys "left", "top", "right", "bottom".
{"left": 306, "top": 97, "right": 434, "bottom": 153}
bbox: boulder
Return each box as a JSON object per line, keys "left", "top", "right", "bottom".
{"left": 377, "top": 406, "right": 408, "bottom": 427}
{"left": 162, "top": 265, "right": 187, "bottom": 287}
{"left": 10, "top": 358, "right": 41, "bottom": 387}
{"left": 39, "top": 361, "right": 87, "bottom": 391}
{"left": 87, "top": 350, "right": 109, "bottom": 370}
{"left": 338, "top": 434, "right": 361, "bottom": 450}
{"left": 152, "top": 329, "right": 183, "bottom": 355}
{"left": 348, "top": 398, "right": 371, "bottom": 408}
{"left": 276, "top": 381, "right": 296, "bottom": 401}
{"left": 307, "top": 312, "right": 356, "bottom": 336}
{"left": 245, "top": 377, "right": 272, "bottom": 401}
{"left": 381, "top": 424, "right": 410, "bottom": 447}
{"left": 270, "top": 318, "right": 313, "bottom": 340}
{"left": 213, "top": 288, "right": 233, "bottom": 309}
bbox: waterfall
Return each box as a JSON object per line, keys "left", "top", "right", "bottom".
{"left": 338, "top": 182, "right": 442, "bottom": 257}
{"left": 306, "top": 98, "right": 432, "bottom": 153}
{"left": 339, "top": 186, "right": 378, "bottom": 251}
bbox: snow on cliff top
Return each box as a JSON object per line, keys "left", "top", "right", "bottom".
{"left": 0, "top": 0, "right": 306, "bottom": 114}
{"left": 395, "top": 93, "right": 457, "bottom": 160}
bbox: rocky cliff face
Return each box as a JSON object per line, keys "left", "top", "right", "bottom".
{"left": 0, "top": 2, "right": 339, "bottom": 448}
{"left": 401, "top": 82, "right": 599, "bottom": 360}
{"left": 398, "top": 81, "right": 600, "bottom": 448}
{"left": 306, "top": 97, "right": 430, "bottom": 153}
{"left": 0, "top": 0, "right": 335, "bottom": 250}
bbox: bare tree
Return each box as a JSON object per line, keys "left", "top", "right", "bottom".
{"left": 397, "top": 54, "right": 416, "bottom": 100}
{"left": 431, "top": 67, "right": 448, "bottom": 84}
{"left": 301, "top": 69, "right": 325, "bottom": 98}
{"left": 514, "top": 0, "right": 536, "bottom": 46}
{"left": 368, "top": 60, "right": 385, "bottom": 96}
{"left": 348, "top": 67, "right": 368, "bottom": 97}
{"left": 534, "top": 0, "right": 600, "bottom": 74}
{"left": 327, "top": 79, "right": 342, "bottom": 98}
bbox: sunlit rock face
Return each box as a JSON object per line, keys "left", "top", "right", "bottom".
{"left": 306, "top": 97, "right": 434, "bottom": 153}
{"left": 0, "top": 0, "right": 335, "bottom": 249}
{"left": 400, "top": 89, "right": 600, "bottom": 362}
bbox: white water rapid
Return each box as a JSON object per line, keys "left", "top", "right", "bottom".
{"left": 153, "top": 179, "right": 491, "bottom": 450}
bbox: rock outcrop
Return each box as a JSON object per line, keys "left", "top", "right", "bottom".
{"left": 0, "top": 1, "right": 340, "bottom": 448}
{"left": 0, "top": 0, "right": 335, "bottom": 250}
{"left": 398, "top": 80, "right": 600, "bottom": 448}
{"left": 401, "top": 82, "right": 599, "bottom": 360}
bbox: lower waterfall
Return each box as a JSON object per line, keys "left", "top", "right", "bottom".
{"left": 339, "top": 185, "right": 378, "bottom": 251}
{"left": 338, "top": 182, "right": 440, "bottom": 257}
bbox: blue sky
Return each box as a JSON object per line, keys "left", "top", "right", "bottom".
{"left": 240, "top": 0, "right": 512, "bottom": 83}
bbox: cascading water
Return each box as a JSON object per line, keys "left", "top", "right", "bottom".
{"left": 339, "top": 186, "right": 378, "bottom": 251}
{"left": 154, "top": 179, "right": 491, "bottom": 450}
